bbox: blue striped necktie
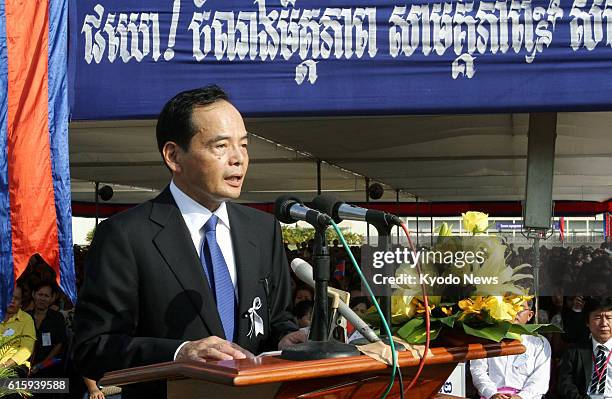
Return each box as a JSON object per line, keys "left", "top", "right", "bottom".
{"left": 200, "top": 214, "right": 235, "bottom": 341}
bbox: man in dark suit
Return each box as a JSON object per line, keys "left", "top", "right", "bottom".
{"left": 72, "top": 86, "right": 304, "bottom": 398}
{"left": 558, "top": 297, "right": 612, "bottom": 399}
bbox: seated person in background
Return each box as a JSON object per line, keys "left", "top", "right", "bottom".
{"left": 350, "top": 297, "right": 369, "bottom": 317}
{"left": 294, "top": 285, "right": 314, "bottom": 307}
{"left": 29, "top": 281, "right": 67, "bottom": 377}
{"left": 0, "top": 284, "right": 36, "bottom": 376}
{"left": 558, "top": 297, "right": 612, "bottom": 399}
{"left": 471, "top": 299, "right": 551, "bottom": 399}
{"left": 293, "top": 300, "right": 313, "bottom": 329}
{"left": 347, "top": 297, "right": 370, "bottom": 339}
{"left": 562, "top": 296, "right": 590, "bottom": 344}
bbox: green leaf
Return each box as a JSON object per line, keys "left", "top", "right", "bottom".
{"left": 397, "top": 318, "right": 425, "bottom": 338}
{"left": 509, "top": 323, "right": 564, "bottom": 335}
{"left": 504, "top": 331, "right": 523, "bottom": 341}
{"left": 397, "top": 318, "right": 442, "bottom": 344}
{"left": 432, "top": 314, "right": 458, "bottom": 328}
{"left": 462, "top": 321, "right": 512, "bottom": 342}
{"left": 480, "top": 309, "right": 509, "bottom": 325}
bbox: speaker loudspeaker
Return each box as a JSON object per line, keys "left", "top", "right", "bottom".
{"left": 523, "top": 113, "right": 557, "bottom": 230}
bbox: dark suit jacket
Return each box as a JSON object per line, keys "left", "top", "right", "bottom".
{"left": 72, "top": 188, "right": 297, "bottom": 398}
{"left": 558, "top": 340, "right": 593, "bottom": 399}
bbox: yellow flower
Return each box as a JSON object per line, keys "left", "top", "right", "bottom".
{"left": 462, "top": 211, "right": 489, "bottom": 235}
{"left": 440, "top": 305, "right": 455, "bottom": 316}
{"left": 504, "top": 294, "right": 534, "bottom": 315}
{"left": 390, "top": 295, "right": 416, "bottom": 320}
{"left": 412, "top": 297, "right": 436, "bottom": 315}
{"left": 482, "top": 296, "right": 517, "bottom": 321}
{"left": 458, "top": 296, "right": 487, "bottom": 315}
{"left": 369, "top": 295, "right": 440, "bottom": 323}
{"left": 437, "top": 222, "right": 453, "bottom": 237}
{"left": 457, "top": 296, "right": 517, "bottom": 321}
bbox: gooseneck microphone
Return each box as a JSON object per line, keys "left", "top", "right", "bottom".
{"left": 291, "top": 258, "right": 381, "bottom": 344}
{"left": 312, "top": 194, "right": 402, "bottom": 227}
{"left": 312, "top": 194, "right": 402, "bottom": 347}
{"left": 274, "top": 195, "right": 332, "bottom": 227}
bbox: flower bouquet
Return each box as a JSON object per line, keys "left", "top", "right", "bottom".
{"left": 365, "top": 212, "right": 561, "bottom": 344}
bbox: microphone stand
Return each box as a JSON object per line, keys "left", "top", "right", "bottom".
{"left": 375, "top": 223, "right": 393, "bottom": 340}
{"left": 281, "top": 216, "right": 360, "bottom": 360}
{"left": 310, "top": 224, "right": 331, "bottom": 341}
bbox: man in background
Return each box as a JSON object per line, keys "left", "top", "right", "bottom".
{"left": 558, "top": 297, "right": 612, "bottom": 399}
{"left": 471, "top": 299, "right": 552, "bottom": 399}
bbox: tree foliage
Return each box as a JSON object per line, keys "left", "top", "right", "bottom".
{"left": 281, "top": 225, "right": 364, "bottom": 246}
{"left": 86, "top": 227, "right": 96, "bottom": 244}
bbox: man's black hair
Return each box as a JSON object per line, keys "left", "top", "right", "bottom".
{"left": 33, "top": 280, "right": 58, "bottom": 295}
{"left": 156, "top": 85, "right": 229, "bottom": 154}
{"left": 583, "top": 296, "right": 612, "bottom": 318}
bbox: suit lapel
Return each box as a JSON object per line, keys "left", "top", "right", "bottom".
{"left": 581, "top": 344, "right": 594, "bottom": 388}
{"left": 227, "top": 203, "right": 261, "bottom": 343}
{"left": 150, "top": 188, "right": 225, "bottom": 338}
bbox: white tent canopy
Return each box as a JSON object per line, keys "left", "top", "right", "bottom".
{"left": 69, "top": 112, "right": 612, "bottom": 205}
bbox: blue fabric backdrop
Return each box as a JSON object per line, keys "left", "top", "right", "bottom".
{"left": 69, "top": 0, "right": 612, "bottom": 119}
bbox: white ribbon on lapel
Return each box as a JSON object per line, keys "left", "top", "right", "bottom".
{"left": 247, "top": 297, "right": 264, "bottom": 339}
{"left": 2, "top": 328, "right": 15, "bottom": 337}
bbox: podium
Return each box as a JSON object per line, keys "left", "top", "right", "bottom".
{"left": 100, "top": 334, "right": 525, "bottom": 399}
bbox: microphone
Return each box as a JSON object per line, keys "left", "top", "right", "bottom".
{"left": 291, "top": 258, "right": 381, "bottom": 343}
{"left": 312, "top": 194, "right": 402, "bottom": 227}
{"left": 274, "top": 195, "right": 332, "bottom": 226}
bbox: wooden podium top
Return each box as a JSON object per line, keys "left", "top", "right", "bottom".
{"left": 100, "top": 335, "right": 525, "bottom": 388}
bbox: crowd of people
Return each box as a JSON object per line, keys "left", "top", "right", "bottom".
{"left": 1, "top": 238, "right": 611, "bottom": 398}
{"left": 1, "top": 251, "right": 119, "bottom": 399}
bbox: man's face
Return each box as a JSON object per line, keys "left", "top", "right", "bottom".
{"left": 588, "top": 309, "right": 612, "bottom": 343}
{"left": 513, "top": 302, "right": 533, "bottom": 324}
{"left": 294, "top": 289, "right": 312, "bottom": 305}
{"left": 171, "top": 100, "right": 249, "bottom": 210}
{"left": 6, "top": 286, "right": 22, "bottom": 315}
{"left": 33, "top": 286, "right": 54, "bottom": 311}
{"left": 352, "top": 303, "right": 368, "bottom": 317}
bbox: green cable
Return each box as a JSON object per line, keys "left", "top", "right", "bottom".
{"left": 330, "top": 221, "right": 398, "bottom": 399}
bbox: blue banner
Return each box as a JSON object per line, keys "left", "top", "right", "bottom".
{"left": 69, "top": 0, "right": 612, "bottom": 119}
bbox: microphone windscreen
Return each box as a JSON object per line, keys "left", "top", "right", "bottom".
{"left": 274, "top": 195, "right": 302, "bottom": 224}
{"left": 290, "top": 258, "right": 314, "bottom": 288}
{"left": 312, "top": 194, "right": 343, "bottom": 223}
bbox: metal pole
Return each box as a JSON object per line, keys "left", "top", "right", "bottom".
{"left": 430, "top": 214, "right": 434, "bottom": 247}
{"left": 533, "top": 235, "right": 540, "bottom": 321}
{"left": 95, "top": 181, "right": 100, "bottom": 226}
{"left": 317, "top": 160, "right": 322, "bottom": 195}
{"left": 365, "top": 177, "right": 370, "bottom": 246}
{"left": 415, "top": 196, "right": 420, "bottom": 247}
{"left": 396, "top": 189, "right": 400, "bottom": 245}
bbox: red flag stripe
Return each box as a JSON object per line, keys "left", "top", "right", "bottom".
{"left": 6, "top": 0, "right": 60, "bottom": 282}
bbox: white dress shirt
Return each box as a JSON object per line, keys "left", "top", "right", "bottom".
{"left": 169, "top": 180, "right": 237, "bottom": 290}
{"left": 169, "top": 180, "right": 238, "bottom": 360}
{"left": 590, "top": 337, "right": 612, "bottom": 398}
{"left": 470, "top": 334, "right": 552, "bottom": 399}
